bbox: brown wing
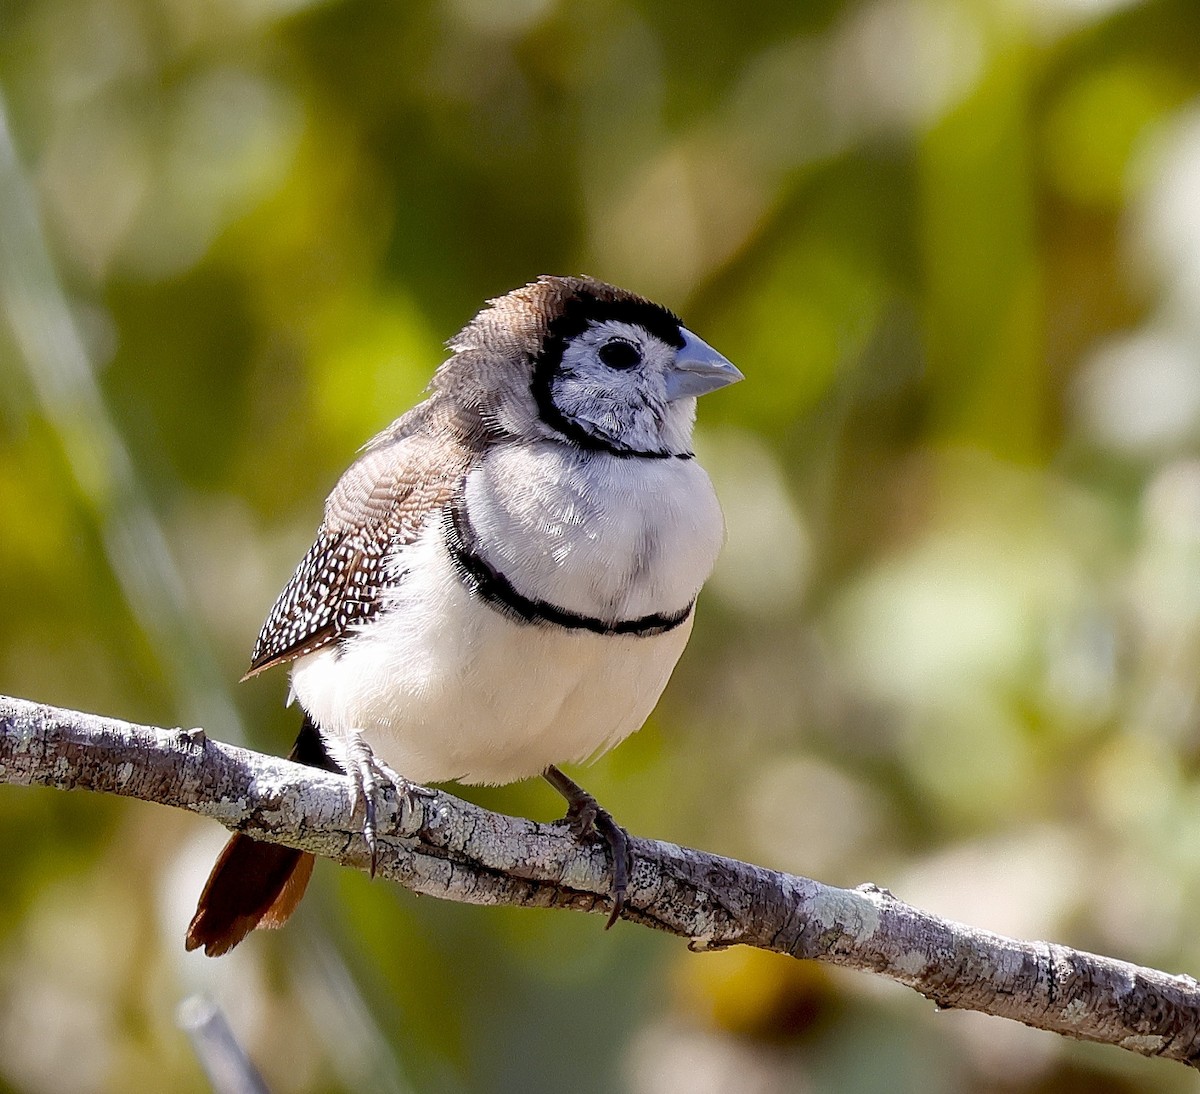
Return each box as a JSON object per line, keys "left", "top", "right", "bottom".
{"left": 243, "top": 413, "right": 479, "bottom": 678}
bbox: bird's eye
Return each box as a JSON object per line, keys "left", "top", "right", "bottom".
{"left": 597, "top": 339, "right": 641, "bottom": 370}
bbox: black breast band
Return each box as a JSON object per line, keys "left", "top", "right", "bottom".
{"left": 443, "top": 499, "right": 693, "bottom": 638}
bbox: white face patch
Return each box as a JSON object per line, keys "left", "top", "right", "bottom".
{"left": 549, "top": 319, "right": 696, "bottom": 456}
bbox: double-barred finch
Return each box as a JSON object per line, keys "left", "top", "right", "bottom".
{"left": 186, "top": 275, "right": 743, "bottom": 955}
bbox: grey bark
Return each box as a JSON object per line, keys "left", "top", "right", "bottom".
{"left": 2, "top": 693, "right": 1198, "bottom": 1068}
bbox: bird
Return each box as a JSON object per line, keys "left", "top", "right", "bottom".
{"left": 185, "top": 275, "right": 742, "bottom": 955}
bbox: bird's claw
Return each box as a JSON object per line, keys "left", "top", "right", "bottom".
{"left": 564, "top": 795, "right": 600, "bottom": 840}
{"left": 345, "top": 736, "right": 430, "bottom": 877}
{"left": 544, "top": 766, "right": 632, "bottom": 929}
{"left": 589, "top": 809, "right": 631, "bottom": 929}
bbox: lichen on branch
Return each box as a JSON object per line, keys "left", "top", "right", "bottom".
{"left": 2, "top": 693, "right": 1198, "bottom": 1069}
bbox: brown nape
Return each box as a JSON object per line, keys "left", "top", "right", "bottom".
{"left": 185, "top": 836, "right": 315, "bottom": 956}
{"left": 185, "top": 714, "right": 341, "bottom": 956}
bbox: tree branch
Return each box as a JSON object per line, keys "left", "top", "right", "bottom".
{"left": 2, "top": 693, "right": 1198, "bottom": 1068}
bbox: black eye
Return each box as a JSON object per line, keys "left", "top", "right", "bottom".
{"left": 597, "top": 339, "right": 641, "bottom": 370}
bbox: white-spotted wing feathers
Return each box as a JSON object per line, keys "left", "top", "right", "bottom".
{"left": 244, "top": 409, "right": 479, "bottom": 677}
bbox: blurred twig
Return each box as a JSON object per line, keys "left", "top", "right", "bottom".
{"left": 0, "top": 104, "right": 410, "bottom": 1091}
{"left": 177, "top": 996, "right": 271, "bottom": 1094}
{"left": 3, "top": 692, "right": 1199, "bottom": 1070}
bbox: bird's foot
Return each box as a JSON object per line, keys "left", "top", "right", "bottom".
{"left": 543, "top": 765, "right": 631, "bottom": 929}
{"left": 344, "top": 736, "right": 431, "bottom": 877}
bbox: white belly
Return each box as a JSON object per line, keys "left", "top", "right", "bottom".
{"left": 289, "top": 522, "right": 695, "bottom": 784}
{"left": 288, "top": 444, "right": 723, "bottom": 786}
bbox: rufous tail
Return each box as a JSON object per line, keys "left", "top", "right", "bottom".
{"left": 185, "top": 716, "right": 339, "bottom": 956}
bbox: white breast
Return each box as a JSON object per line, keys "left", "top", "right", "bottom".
{"left": 288, "top": 443, "right": 725, "bottom": 786}
{"left": 463, "top": 444, "right": 724, "bottom": 620}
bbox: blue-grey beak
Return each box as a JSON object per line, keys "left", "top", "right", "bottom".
{"left": 665, "top": 328, "right": 744, "bottom": 401}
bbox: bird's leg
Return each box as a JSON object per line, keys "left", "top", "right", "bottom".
{"left": 343, "top": 733, "right": 431, "bottom": 877}
{"left": 543, "top": 765, "right": 630, "bottom": 929}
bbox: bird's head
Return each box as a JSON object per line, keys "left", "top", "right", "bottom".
{"left": 437, "top": 276, "right": 742, "bottom": 459}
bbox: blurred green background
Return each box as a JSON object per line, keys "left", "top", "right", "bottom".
{"left": 3, "top": 0, "right": 1200, "bottom": 1090}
